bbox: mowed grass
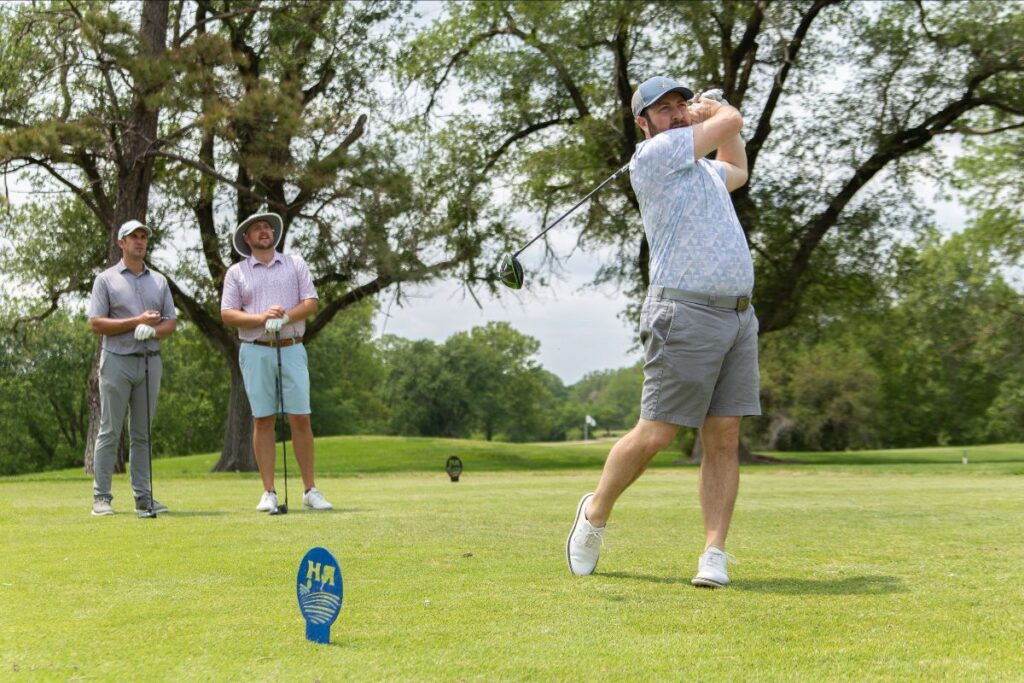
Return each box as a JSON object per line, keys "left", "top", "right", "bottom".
{"left": 2, "top": 438, "right": 1023, "bottom": 681}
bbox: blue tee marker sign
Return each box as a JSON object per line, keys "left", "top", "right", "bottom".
{"left": 296, "top": 547, "right": 343, "bottom": 644}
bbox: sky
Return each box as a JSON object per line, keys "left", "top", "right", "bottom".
{"left": 376, "top": 236, "right": 640, "bottom": 385}
{"left": 373, "top": 186, "right": 973, "bottom": 385}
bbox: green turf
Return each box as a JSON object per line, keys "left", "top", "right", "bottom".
{"left": 11, "top": 436, "right": 1024, "bottom": 480}
{"left": 2, "top": 439, "right": 1022, "bottom": 680}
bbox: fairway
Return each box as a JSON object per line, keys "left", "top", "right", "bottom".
{"left": 2, "top": 440, "right": 1023, "bottom": 681}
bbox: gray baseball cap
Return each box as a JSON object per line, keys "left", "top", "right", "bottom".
{"left": 117, "top": 220, "right": 152, "bottom": 240}
{"left": 631, "top": 76, "right": 694, "bottom": 117}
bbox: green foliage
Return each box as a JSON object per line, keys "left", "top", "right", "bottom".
{"left": 381, "top": 322, "right": 561, "bottom": 442}
{"left": 0, "top": 311, "right": 94, "bottom": 474}
{"left": 569, "top": 362, "right": 643, "bottom": 435}
{"left": 153, "top": 321, "right": 231, "bottom": 456}
{"left": 403, "top": 0, "right": 1024, "bottom": 332}
{"left": 754, "top": 222, "right": 1024, "bottom": 451}
{"left": 307, "top": 300, "right": 388, "bottom": 435}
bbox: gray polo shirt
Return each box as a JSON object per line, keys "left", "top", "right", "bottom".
{"left": 88, "top": 260, "right": 176, "bottom": 355}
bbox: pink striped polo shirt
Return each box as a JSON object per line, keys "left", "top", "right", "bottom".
{"left": 220, "top": 252, "right": 318, "bottom": 342}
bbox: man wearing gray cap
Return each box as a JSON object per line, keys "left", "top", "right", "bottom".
{"left": 567, "top": 77, "right": 757, "bottom": 587}
{"left": 220, "top": 213, "right": 333, "bottom": 512}
{"left": 88, "top": 220, "right": 177, "bottom": 516}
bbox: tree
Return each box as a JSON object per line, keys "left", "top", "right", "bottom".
{"left": 380, "top": 322, "right": 555, "bottom": 441}
{"left": 402, "top": 0, "right": 1024, "bottom": 332}
{"left": 0, "top": 0, "right": 170, "bottom": 472}
{"left": 2, "top": 1, "right": 516, "bottom": 471}
{"left": 0, "top": 308, "right": 94, "bottom": 474}
{"left": 306, "top": 299, "right": 388, "bottom": 436}
{"left": 570, "top": 363, "right": 643, "bottom": 434}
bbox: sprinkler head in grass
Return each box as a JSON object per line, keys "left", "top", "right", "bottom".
{"left": 446, "top": 456, "right": 463, "bottom": 482}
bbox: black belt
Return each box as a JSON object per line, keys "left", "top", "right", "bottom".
{"left": 126, "top": 350, "right": 161, "bottom": 357}
{"left": 649, "top": 286, "right": 751, "bottom": 312}
{"left": 245, "top": 337, "right": 303, "bottom": 348}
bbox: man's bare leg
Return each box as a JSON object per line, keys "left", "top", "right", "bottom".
{"left": 288, "top": 413, "right": 316, "bottom": 491}
{"left": 698, "top": 416, "right": 741, "bottom": 550}
{"left": 252, "top": 415, "right": 277, "bottom": 492}
{"left": 587, "top": 418, "right": 679, "bottom": 527}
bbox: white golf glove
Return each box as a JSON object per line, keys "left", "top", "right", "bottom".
{"left": 265, "top": 314, "right": 289, "bottom": 334}
{"left": 696, "top": 88, "right": 728, "bottom": 105}
{"left": 134, "top": 324, "right": 156, "bottom": 341}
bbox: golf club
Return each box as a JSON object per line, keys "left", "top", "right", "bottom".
{"left": 137, "top": 352, "right": 157, "bottom": 519}
{"left": 269, "top": 330, "right": 289, "bottom": 515}
{"left": 497, "top": 89, "right": 726, "bottom": 290}
{"left": 498, "top": 162, "right": 630, "bottom": 290}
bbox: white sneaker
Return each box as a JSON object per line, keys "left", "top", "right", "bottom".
{"left": 92, "top": 499, "right": 114, "bottom": 516}
{"left": 691, "top": 547, "right": 733, "bottom": 588}
{"left": 256, "top": 490, "right": 278, "bottom": 512}
{"left": 566, "top": 493, "right": 604, "bottom": 575}
{"left": 302, "top": 487, "right": 333, "bottom": 510}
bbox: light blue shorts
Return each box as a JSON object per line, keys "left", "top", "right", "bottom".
{"left": 238, "top": 342, "right": 311, "bottom": 418}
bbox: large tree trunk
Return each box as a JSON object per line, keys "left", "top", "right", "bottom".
{"left": 212, "top": 353, "right": 256, "bottom": 472}
{"left": 82, "top": 343, "right": 127, "bottom": 475}
{"left": 82, "top": 0, "right": 169, "bottom": 472}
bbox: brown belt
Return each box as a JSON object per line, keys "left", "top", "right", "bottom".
{"left": 246, "top": 337, "right": 303, "bottom": 348}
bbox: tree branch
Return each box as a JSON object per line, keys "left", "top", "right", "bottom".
{"left": 482, "top": 117, "right": 579, "bottom": 175}
{"left": 152, "top": 150, "right": 285, "bottom": 211}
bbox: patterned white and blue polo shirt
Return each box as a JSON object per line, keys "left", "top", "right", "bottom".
{"left": 630, "top": 127, "right": 754, "bottom": 296}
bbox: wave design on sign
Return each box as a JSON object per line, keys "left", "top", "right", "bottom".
{"left": 300, "top": 592, "right": 342, "bottom": 625}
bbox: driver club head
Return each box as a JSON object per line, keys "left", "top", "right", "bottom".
{"left": 498, "top": 253, "right": 524, "bottom": 290}
{"left": 269, "top": 504, "right": 288, "bottom": 516}
{"left": 137, "top": 509, "right": 158, "bottom": 519}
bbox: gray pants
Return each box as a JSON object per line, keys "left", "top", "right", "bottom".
{"left": 93, "top": 351, "right": 162, "bottom": 503}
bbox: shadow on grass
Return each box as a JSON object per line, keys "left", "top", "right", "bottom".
{"left": 163, "top": 511, "right": 228, "bottom": 517}
{"left": 734, "top": 575, "right": 906, "bottom": 595}
{"left": 599, "top": 572, "right": 906, "bottom": 594}
{"left": 599, "top": 571, "right": 691, "bottom": 585}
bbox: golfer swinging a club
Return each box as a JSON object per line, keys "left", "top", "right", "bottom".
{"left": 221, "top": 213, "right": 333, "bottom": 513}
{"left": 88, "top": 220, "right": 177, "bottom": 516}
{"left": 567, "top": 77, "right": 758, "bottom": 587}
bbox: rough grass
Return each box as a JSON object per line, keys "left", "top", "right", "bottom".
{"left": 2, "top": 438, "right": 1022, "bottom": 681}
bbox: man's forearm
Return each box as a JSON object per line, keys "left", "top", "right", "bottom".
{"left": 285, "top": 299, "right": 318, "bottom": 324}
{"left": 716, "top": 133, "right": 747, "bottom": 174}
{"left": 221, "top": 309, "right": 265, "bottom": 329}
{"left": 154, "top": 319, "right": 177, "bottom": 339}
{"left": 91, "top": 317, "right": 151, "bottom": 336}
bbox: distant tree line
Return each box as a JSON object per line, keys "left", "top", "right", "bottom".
{"left": 3, "top": 1, "right": 1022, "bottom": 474}
{"left": 2, "top": 219, "right": 1021, "bottom": 475}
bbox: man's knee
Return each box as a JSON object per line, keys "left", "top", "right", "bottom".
{"left": 700, "top": 417, "right": 742, "bottom": 457}
{"left": 253, "top": 415, "right": 276, "bottom": 432}
{"left": 287, "top": 414, "right": 311, "bottom": 431}
{"left": 633, "top": 419, "right": 678, "bottom": 453}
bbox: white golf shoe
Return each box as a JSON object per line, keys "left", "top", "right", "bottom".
{"left": 256, "top": 490, "right": 278, "bottom": 512}
{"left": 566, "top": 493, "right": 604, "bottom": 575}
{"left": 91, "top": 499, "right": 114, "bottom": 516}
{"left": 302, "top": 487, "right": 333, "bottom": 510}
{"left": 691, "top": 546, "right": 733, "bottom": 588}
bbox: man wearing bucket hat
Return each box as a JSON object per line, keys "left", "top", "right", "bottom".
{"left": 566, "top": 77, "right": 758, "bottom": 588}
{"left": 88, "top": 220, "right": 177, "bottom": 516}
{"left": 220, "top": 213, "right": 333, "bottom": 512}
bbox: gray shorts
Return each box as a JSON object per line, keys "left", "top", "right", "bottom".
{"left": 639, "top": 297, "right": 761, "bottom": 427}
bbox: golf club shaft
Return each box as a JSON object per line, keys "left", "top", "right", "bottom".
{"left": 514, "top": 163, "right": 630, "bottom": 258}
{"left": 275, "top": 331, "right": 288, "bottom": 509}
{"left": 144, "top": 353, "right": 154, "bottom": 514}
